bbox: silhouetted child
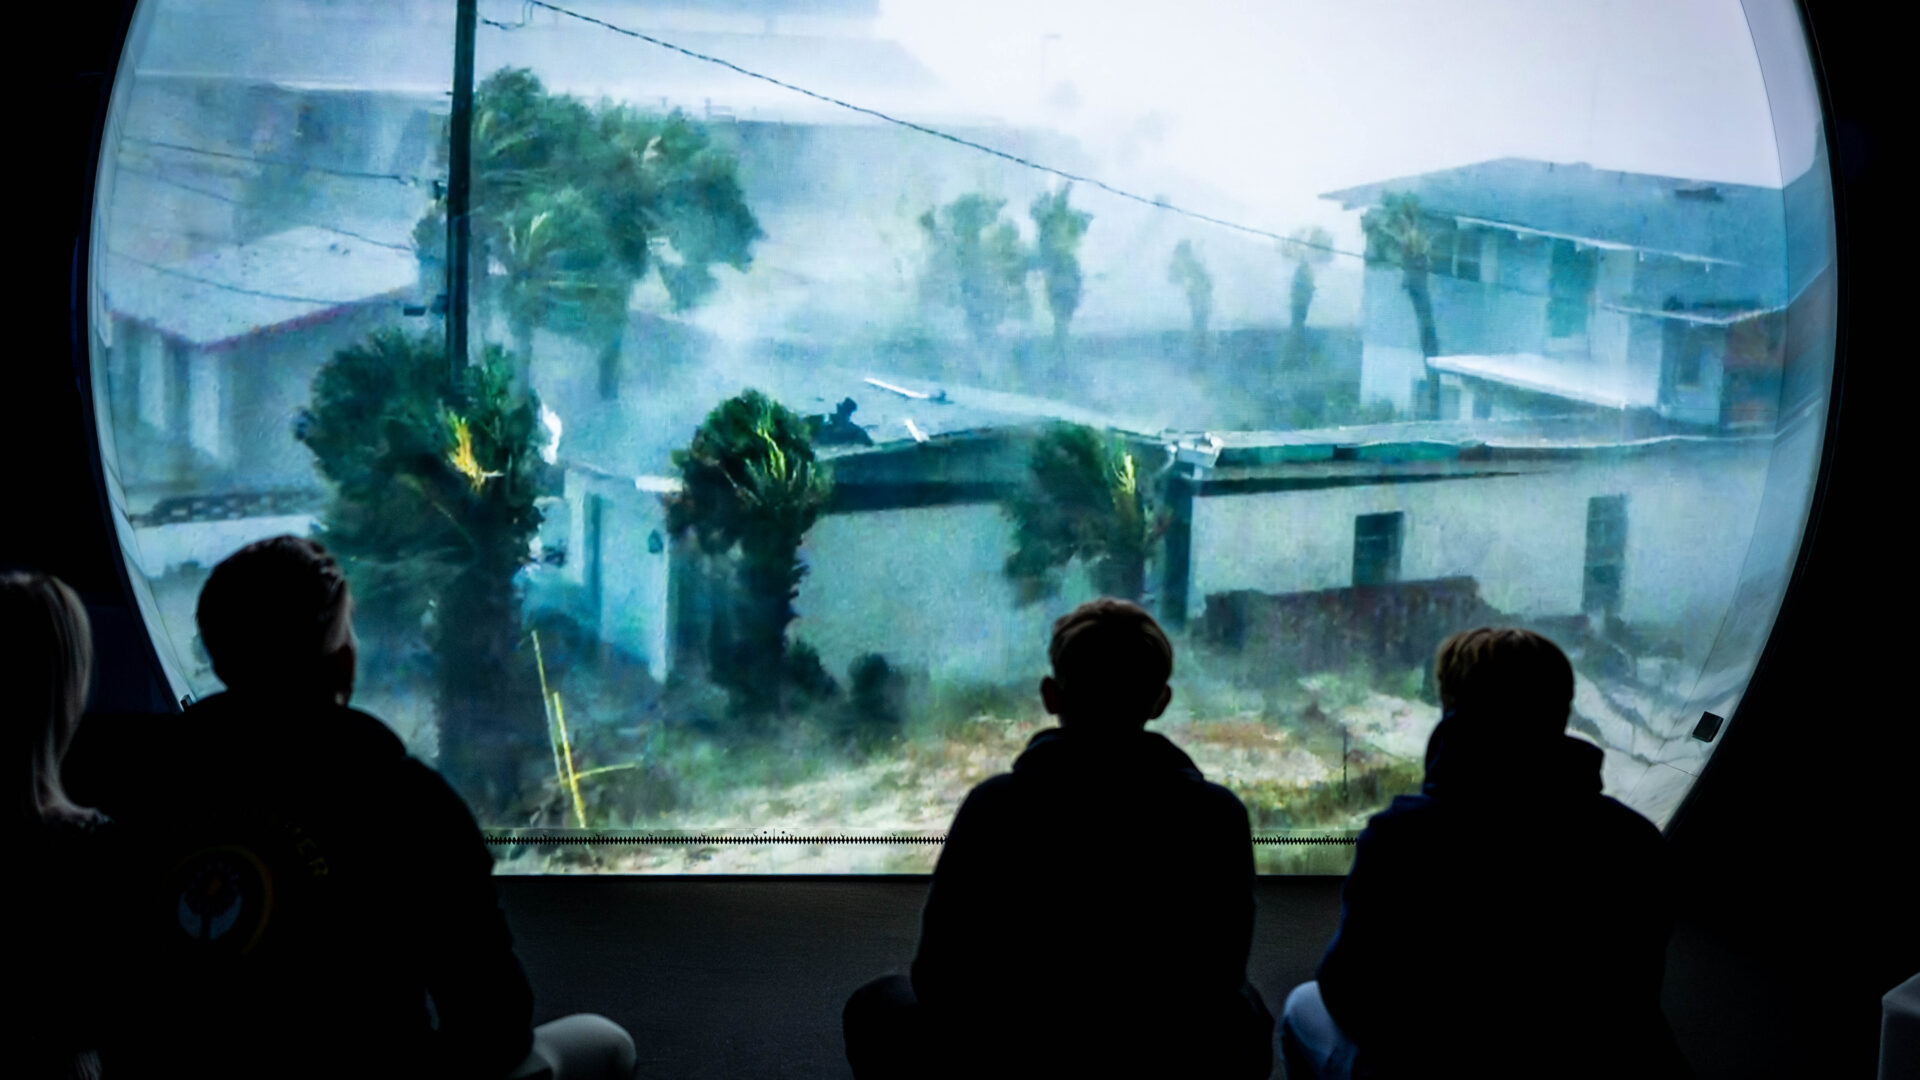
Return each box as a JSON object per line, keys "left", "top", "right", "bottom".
{"left": 8, "top": 571, "right": 117, "bottom": 1079}
{"left": 843, "top": 598, "right": 1273, "bottom": 1079}
{"left": 1281, "top": 627, "right": 1690, "bottom": 1080}
{"left": 65, "top": 536, "right": 636, "bottom": 1080}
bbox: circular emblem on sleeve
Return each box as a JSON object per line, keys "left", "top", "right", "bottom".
{"left": 170, "top": 845, "right": 275, "bottom": 956}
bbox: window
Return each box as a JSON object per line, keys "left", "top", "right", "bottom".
{"left": 1548, "top": 239, "right": 1597, "bottom": 338}
{"left": 1454, "top": 227, "right": 1482, "bottom": 283}
{"left": 1353, "top": 512, "right": 1405, "bottom": 586}
{"left": 1583, "top": 495, "right": 1628, "bottom": 615}
{"left": 1663, "top": 302, "right": 1719, "bottom": 392}
{"left": 1427, "top": 216, "right": 1459, "bottom": 277}
{"left": 86, "top": 0, "right": 1838, "bottom": 872}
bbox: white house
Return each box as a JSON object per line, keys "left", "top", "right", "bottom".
{"left": 1322, "top": 145, "right": 1835, "bottom": 432}
{"left": 98, "top": 224, "right": 422, "bottom": 517}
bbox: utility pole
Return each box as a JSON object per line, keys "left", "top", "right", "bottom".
{"left": 1341, "top": 723, "right": 1350, "bottom": 802}
{"left": 447, "top": 0, "right": 477, "bottom": 379}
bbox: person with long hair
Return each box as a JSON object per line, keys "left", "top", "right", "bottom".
{"left": 6, "top": 571, "right": 112, "bottom": 1079}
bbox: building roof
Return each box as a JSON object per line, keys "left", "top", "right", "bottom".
{"left": 1320, "top": 153, "right": 1833, "bottom": 304}
{"left": 134, "top": 8, "right": 941, "bottom": 125}
{"left": 745, "top": 366, "right": 1159, "bottom": 455}
{"left": 103, "top": 225, "right": 420, "bottom": 348}
{"left": 1426, "top": 353, "right": 1655, "bottom": 411}
{"left": 1199, "top": 415, "right": 1763, "bottom": 471}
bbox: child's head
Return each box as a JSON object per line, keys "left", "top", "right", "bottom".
{"left": 1434, "top": 627, "right": 1574, "bottom": 737}
{"left": 1042, "top": 598, "right": 1175, "bottom": 730}
{"left": 198, "top": 535, "right": 356, "bottom": 704}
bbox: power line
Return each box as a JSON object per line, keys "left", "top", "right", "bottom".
{"left": 512, "top": 0, "right": 1332, "bottom": 254}
{"left": 121, "top": 134, "right": 438, "bottom": 186}
{"left": 107, "top": 248, "right": 412, "bottom": 308}
{"left": 505, "top": 0, "right": 1649, "bottom": 311}
{"left": 505, "top": 1, "right": 1784, "bottom": 316}
{"left": 112, "top": 165, "right": 417, "bottom": 252}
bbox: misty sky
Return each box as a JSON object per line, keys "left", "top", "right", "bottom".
{"left": 873, "top": 0, "right": 1814, "bottom": 233}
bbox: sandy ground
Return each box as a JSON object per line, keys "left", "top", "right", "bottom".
{"left": 500, "top": 689, "right": 1437, "bottom": 874}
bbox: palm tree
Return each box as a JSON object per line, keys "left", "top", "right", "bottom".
{"left": 665, "top": 390, "right": 834, "bottom": 720}
{"left": 495, "top": 187, "right": 626, "bottom": 396}
{"left": 299, "top": 329, "right": 548, "bottom": 815}
{"left": 1030, "top": 184, "right": 1093, "bottom": 357}
{"left": 1281, "top": 225, "right": 1334, "bottom": 368}
{"left": 1004, "top": 424, "right": 1167, "bottom": 605}
{"left": 919, "top": 194, "right": 1032, "bottom": 346}
{"left": 1168, "top": 240, "right": 1213, "bottom": 357}
{"left": 419, "top": 70, "right": 760, "bottom": 403}
{"left": 1362, "top": 193, "right": 1443, "bottom": 418}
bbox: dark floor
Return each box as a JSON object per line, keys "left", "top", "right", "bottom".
{"left": 497, "top": 875, "right": 1847, "bottom": 1080}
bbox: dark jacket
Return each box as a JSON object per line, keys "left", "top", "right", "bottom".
{"left": 911, "top": 725, "right": 1261, "bottom": 1069}
{"left": 63, "top": 693, "right": 535, "bottom": 1079}
{"left": 1315, "top": 712, "right": 1689, "bottom": 1079}
{"left": 22, "top": 811, "right": 125, "bottom": 1078}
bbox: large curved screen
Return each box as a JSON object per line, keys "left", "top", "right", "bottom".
{"left": 88, "top": 0, "right": 1837, "bottom": 872}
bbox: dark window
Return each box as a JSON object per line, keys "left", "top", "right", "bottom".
{"left": 1438, "top": 383, "right": 1461, "bottom": 420}
{"left": 1663, "top": 303, "right": 1711, "bottom": 390}
{"left": 585, "top": 493, "right": 605, "bottom": 617}
{"left": 1353, "top": 511, "right": 1405, "bottom": 586}
{"left": 1548, "top": 239, "right": 1596, "bottom": 338}
{"left": 1472, "top": 394, "right": 1493, "bottom": 420}
{"left": 1427, "top": 216, "right": 1459, "bottom": 277}
{"left": 1583, "top": 495, "right": 1627, "bottom": 614}
{"left": 1454, "top": 227, "right": 1482, "bottom": 282}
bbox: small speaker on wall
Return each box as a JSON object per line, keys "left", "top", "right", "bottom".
{"left": 1692, "top": 712, "right": 1725, "bottom": 742}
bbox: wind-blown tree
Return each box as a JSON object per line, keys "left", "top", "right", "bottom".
{"left": 1029, "top": 184, "right": 1092, "bottom": 354}
{"left": 1281, "top": 225, "right": 1335, "bottom": 368}
{"left": 298, "top": 329, "right": 548, "bottom": 815}
{"left": 495, "top": 186, "right": 626, "bottom": 375}
{"left": 1004, "top": 424, "right": 1168, "bottom": 606}
{"left": 414, "top": 69, "right": 761, "bottom": 402}
{"left": 1361, "top": 192, "right": 1442, "bottom": 418}
{"left": 919, "top": 194, "right": 1032, "bottom": 345}
{"left": 665, "top": 390, "right": 835, "bottom": 720}
{"left": 1168, "top": 239, "right": 1213, "bottom": 352}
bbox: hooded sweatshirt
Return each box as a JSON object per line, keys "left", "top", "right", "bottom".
{"left": 910, "top": 725, "right": 1259, "bottom": 1061}
{"left": 63, "top": 693, "right": 535, "bottom": 1079}
{"left": 1315, "top": 712, "right": 1689, "bottom": 1079}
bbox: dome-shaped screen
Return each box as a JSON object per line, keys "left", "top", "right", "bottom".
{"left": 86, "top": 0, "right": 1837, "bottom": 873}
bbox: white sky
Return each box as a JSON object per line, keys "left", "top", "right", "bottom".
{"left": 873, "top": 0, "right": 1809, "bottom": 232}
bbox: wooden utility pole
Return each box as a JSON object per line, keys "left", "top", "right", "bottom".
{"left": 447, "top": 0, "right": 477, "bottom": 377}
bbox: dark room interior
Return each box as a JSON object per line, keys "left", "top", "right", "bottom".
{"left": 16, "top": 2, "right": 1914, "bottom": 1077}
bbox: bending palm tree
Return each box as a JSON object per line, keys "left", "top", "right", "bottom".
{"left": 1363, "top": 194, "right": 1443, "bottom": 419}
{"left": 1281, "top": 226, "right": 1334, "bottom": 369}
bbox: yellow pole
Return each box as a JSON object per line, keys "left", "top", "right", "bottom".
{"left": 553, "top": 691, "right": 588, "bottom": 829}
{"left": 531, "top": 631, "right": 569, "bottom": 813}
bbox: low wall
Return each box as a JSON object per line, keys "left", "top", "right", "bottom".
{"left": 1196, "top": 575, "right": 1501, "bottom": 677}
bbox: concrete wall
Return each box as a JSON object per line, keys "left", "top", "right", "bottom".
{"left": 793, "top": 502, "right": 1095, "bottom": 688}
{"left": 565, "top": 469, "right": 675, "bottom": 679}
{"left": 1189, "top": 439, "right": 1774, "bottom": 663}
{"left": 106, "top": 301, "right": 411, "bottom": 494}
{"left": 222, "top": 302, "right": 409, "bottom": 489}
{"left": 127, "top": 514, "right": 317, "bottom": 579}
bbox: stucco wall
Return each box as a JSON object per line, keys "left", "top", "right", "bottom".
{"left": 794, "top": 502, "right": 1095, "bottom": 688}
{"left": 1189, "top": 439, "right": 1774, "bottom": 662}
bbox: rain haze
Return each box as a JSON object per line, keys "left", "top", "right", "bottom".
{"left": 876, "top": 0, "right": 1795, "bottom": 228}
{"left": 91, "top": 0, "right": 1836, "bottom": 872}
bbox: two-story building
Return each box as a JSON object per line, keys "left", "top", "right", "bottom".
{"left": 1322, "top": 142, "right": 1834, "bottom": 432}
{"left": 99, "top": 225, "right": 421, "bottom": 510}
